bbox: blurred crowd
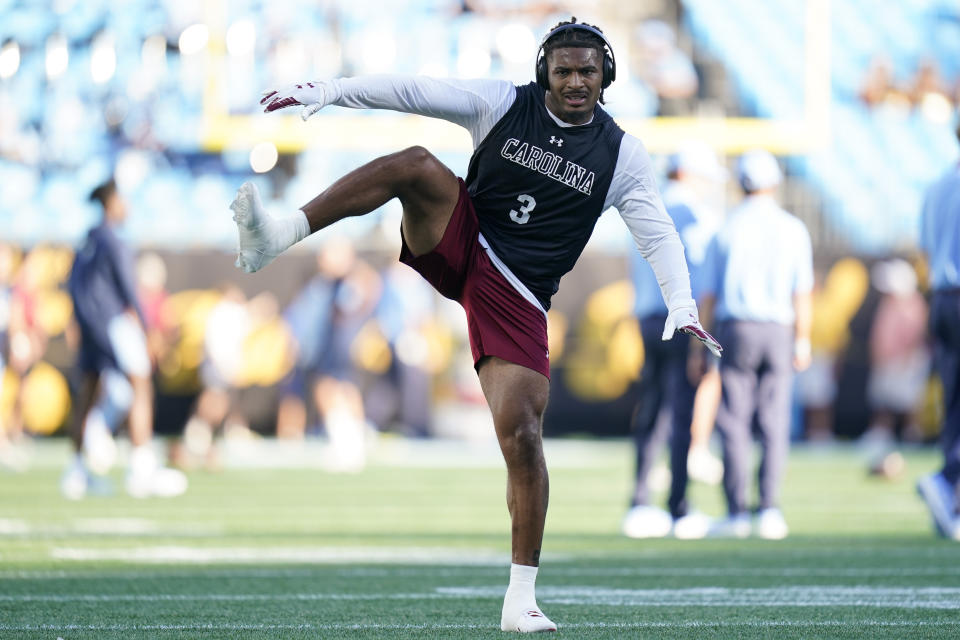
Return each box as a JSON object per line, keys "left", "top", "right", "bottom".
{"left": 0, "top": 0, "right": 695, "bottom": 250}
{"left": 0, "top": 236, "right": 479, "bottom": 470}
{"left": 859, "top": 54, "right": 960, "bottom": 124}
{"left": 0, "top": 221, "right": 944, "bottom": 468}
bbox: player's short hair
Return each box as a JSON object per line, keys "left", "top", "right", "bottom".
{"left": 89, "top": 178, "right": 118, "bottom": 209}
{"left": 541, "top": 17, "right": 612, "bottom": 103}
{"left": 542, "top": 17, "right": 608, "bottom": 61}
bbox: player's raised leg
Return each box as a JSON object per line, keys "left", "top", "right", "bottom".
{"left": 478, "top": 357, "right": 557, "bottom": 633}
{"left": 232, "top": 146, "right": 460, "bottom": 272}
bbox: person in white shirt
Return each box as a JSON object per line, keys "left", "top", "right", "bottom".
{"left": 698, "top": 149, "right": 813, "bottom": 540}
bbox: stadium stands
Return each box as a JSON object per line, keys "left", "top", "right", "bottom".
{"left": 683, "top": 0, "right": 960, "bottom": 252}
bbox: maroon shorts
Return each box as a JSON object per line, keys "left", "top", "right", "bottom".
{"left": 399, "top": 179, "right": 550, "bottom": 379}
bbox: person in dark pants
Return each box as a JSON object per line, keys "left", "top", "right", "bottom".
{"left": 623, "top": 144, "right": 726, "bottom": 540}
{"left": 916, "top": 123, "right": 960, "bottom": 541}
{"left": 62, "top": 178, "right": 187, "bottom": 500}
{"left": 698, "top": 149, "right": 813, "bottom": 539}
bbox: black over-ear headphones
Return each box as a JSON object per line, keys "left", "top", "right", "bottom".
{"left": 535, "top": 22, "right": 616, "bottom": 90}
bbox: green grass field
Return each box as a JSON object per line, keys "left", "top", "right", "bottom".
{"left": 1, "top": 439, "right": 958, "bottom": 639}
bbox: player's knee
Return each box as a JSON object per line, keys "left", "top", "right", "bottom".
{"left": 395, "top": 146, "right": 443, "bottom": 182}
{"left": 398, "top": 145, "right": 436, "bottom": 167}
{"left": 497, "top": 415, "right": 544, "bottom": 467}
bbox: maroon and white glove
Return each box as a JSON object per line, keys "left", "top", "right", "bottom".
{"left": 662, "top": 305, "right": 723, "bottom": 357}
{"left": 260, "top": 81, "right": 331, "bottom": 120}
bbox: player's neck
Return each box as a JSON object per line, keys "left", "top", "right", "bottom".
{"left": 543, "top": 103, "right": 593, "bottom": 128}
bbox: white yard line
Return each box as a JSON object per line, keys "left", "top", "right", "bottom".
{"left": 3, "top": 586, "right": 960, "bottom": 609}
{"left": 0, "top": 518, "right": 30, "bottom": 534}
{"left": 0, "top": 518, "right": 222, "bottom": 537}
{"left": 0, "top": 593, "right": 451, "bottom": 602}
{"left": 0, "top": 621, "right": 958, "bottom": 632}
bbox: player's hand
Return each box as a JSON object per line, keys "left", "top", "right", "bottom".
{"left": 260, "top": 81, "right": 330, "bottom": 120}
{"left": 662, "top": 304, "right": 723, "bottom": 357}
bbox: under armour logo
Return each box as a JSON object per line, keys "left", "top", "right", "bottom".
{"left": 549, "top": 136, "right": 563, "bottom": 147}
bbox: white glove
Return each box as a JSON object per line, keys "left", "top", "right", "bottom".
{"left": 662, "top": 304, "right": 723, "bottom": 357}
{"left": 260, "top": 81, "right": 331, "bottom": 120}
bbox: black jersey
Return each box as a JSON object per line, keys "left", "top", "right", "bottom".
{"left": 464, "top": 82, "right": 625, "bottom": 310}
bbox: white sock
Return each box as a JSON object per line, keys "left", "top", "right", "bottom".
{"left": 501, "top": 563, "right": 556, "bottom": 632}
{"left": 264, "top": 210, "right": 311, "bottom": 255}
{"left": 507, "top": 563, "right": 538, "bottom": 603}
{"left": 232, "top": 183, "right": 310, "bottom": 273}
{"left": 287, "top": 209, "right": 311, "bottom": 246}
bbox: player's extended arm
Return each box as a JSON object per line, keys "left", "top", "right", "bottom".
{"left": 611, "top": 136, "right": 722, "bottom": 357}
{"left": 260, "top": 75, "right": 514, "bottom": 139}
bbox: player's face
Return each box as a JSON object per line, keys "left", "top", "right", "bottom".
{"left": 543, "top": 47, "right": 603, "bottom": 125}
{"left": 105, "top": 191, "right": 128, "bottom": 223}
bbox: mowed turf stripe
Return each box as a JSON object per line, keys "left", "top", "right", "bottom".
{"left": 4, "top": 586, "right": 960, "bottom": 608}
{"left": 6, "top": 565, "right": 960, "bottom": 580}
{"left": 1, "top": 621, "right": 959, "bottom": 632}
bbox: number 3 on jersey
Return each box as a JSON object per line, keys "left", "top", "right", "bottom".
{"left": 509, "top": 194, "right": 537, "bottom": 225}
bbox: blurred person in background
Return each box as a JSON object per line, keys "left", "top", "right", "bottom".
{"left": 239, "top": 17, "right": 719, "bottom": 632}
{"left": 276, "top": 257, "right": 338, "bottom": 440}
{"left": 908, "top": 58, "right": 954, "bottom": 123}
{"left": 858, "top": 54, "right": 911, "bottom": 115}
{"left": 366, "top": 262, "right": 436, "bottom": 438}
{"left": 793, "top": 259, "right": 872, "bottom": 443}
{"left": 698, "top": 149, "right": 813, "bottom": 540}
{"left": 0, "top": 243, "right": 22, "bottom": 469}
{"left": 175, "top": 282, "right": 250, "bottom": 471}
{"left": 275, "top": 239, "right": 380, "bottom": 472}
{"left": 916, "top": 121, "right": 960, "bottom": 541}
{"left": 632, "top": 19, "right": 699, "bottom": 117}
{"left": 861, "top": 258, "right": 929, "bottom": 474}
{"left": 622, "top": 142, "right": 726, "bottom": 540}
{"left": 3, "top": 250, "right": 49, "bottom": 461}
{"left": 61, "top": 178, "right": 186, "bottom": 500}
{"left": 136, "top": 252, "right": 176, "bottom": 367}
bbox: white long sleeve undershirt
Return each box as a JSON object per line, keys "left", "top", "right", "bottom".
{"left": 324, "top": 75, "right": 694, "bottom": 312}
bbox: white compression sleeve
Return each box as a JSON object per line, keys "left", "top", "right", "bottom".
{"left": 328, "top": 75, "right": 516, "bottom": 146}
{"left": 607, "top": 135, "right": 695, "bottom": 311}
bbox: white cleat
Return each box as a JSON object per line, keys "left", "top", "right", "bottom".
{"left": 622, "top": 505, "right": 672, "bottom": 539}
{"left": 755, "top": 508, "right": 789, "bottom": 540}
{"left": 125, "top": 445, "right": 188, "bottom": 498}
{"left": 126, "top": 466, "right": 188, "bottom": 499}
{"left": 708, "top": 512, "right": 752, "bottom": 539}
{"left": 231, "top": 181, "right": 281, "bottom": 273}
{"left": 501, "top": 607, "right": 557, "bottom": 633}
{"left": 60, "top": 459, "right": 89, "bottom": 500}
{"left": 672, "top": 511, "right": 712, "bottom": 540}
{"left": 917, "top": 473, "right": 960, "bottom": 540}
